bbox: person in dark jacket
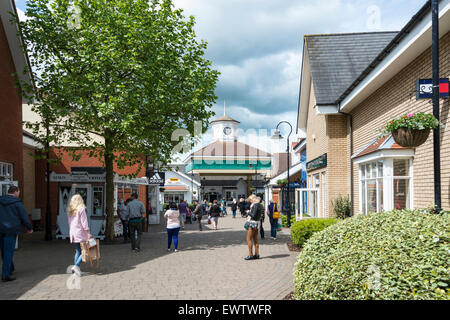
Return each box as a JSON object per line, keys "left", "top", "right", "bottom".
{"left": 0, "top": 186, "right": 33, "bottom": 282}
{"left": 244, "top": 195, "right": 263, "bottom": 260}
{"left": 267, "top": 200, "right": 279, "bottom": 240}
{"left": 231, "top": 199, "right": 238, "bottom": 219}
{"left": 238, "top": 198, "right": 246, "bottom": 217}
{"left": 208, "top": 200, "right": 221, "bottom": 231}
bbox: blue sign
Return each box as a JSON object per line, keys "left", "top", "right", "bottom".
{"left": 416, "top": 78, "right": 449, "bottom": 99}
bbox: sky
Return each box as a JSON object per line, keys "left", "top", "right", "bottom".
{"left": 15, "top": 0, "right": 428, "bottom": 158}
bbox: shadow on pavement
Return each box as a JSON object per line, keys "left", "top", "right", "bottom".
{"left": 0, "top": 217, "right": 291, "bottom": 299}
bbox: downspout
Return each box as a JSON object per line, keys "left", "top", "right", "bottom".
{"left": 338, "top": 108, "right": 354, "bottom": 217}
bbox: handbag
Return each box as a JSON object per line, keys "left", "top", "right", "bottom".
{"left": 272, "top": 205, "right": 280, "bottom": 219}
{"left": 244, "top": 221, "right": 250, "bottom": 230}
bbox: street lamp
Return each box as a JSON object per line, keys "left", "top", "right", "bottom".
{"left": 272, "top": 121, "right": 293, "bottom": 227}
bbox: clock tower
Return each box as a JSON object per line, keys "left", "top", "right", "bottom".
{"left": 211, "top": 114, "right": 240, "bottom": 142}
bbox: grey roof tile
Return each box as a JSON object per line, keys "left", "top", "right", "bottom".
{"left": 306, "top": 32, "right": 398, "bottom": 104}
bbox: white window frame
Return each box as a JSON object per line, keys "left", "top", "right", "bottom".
{"left": 356, "top": 153, "right": 414, "bottom": 215}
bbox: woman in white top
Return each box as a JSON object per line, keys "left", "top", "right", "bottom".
{"left": 164, "top": 202, "right": 181, "bottom": 252}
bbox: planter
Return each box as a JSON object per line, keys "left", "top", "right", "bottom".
{"left": 392, "top": 128, "right": 430, "bottom": 148}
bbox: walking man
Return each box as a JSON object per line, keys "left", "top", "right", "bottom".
{"left": 192, "top": 200, "right": 203, "bottom": 231}
{"left": 238, "top": 198, "right": 246, "bottom": 218}
{"left": 127, "top": 193, "right": 145, "bottom": 252}
{"left": 0, "top": 186, "right": 33, "bottom": 282}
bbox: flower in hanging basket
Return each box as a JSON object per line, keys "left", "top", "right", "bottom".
{"left": 382, "top": 112, "right": 443, "bottom": 148}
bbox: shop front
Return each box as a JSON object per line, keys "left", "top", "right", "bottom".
{"left": 50, "top": 169, "right": 149, "bottom": 239}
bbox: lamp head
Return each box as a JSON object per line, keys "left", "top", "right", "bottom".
{"left": 271, "top": 129, "right": 283, "bottom": 140}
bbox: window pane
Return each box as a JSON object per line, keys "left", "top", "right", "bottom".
{"left": 378, "top": 179, "right": 383, "bottom": 212}
{"left": 394, "top": 179, "right": 410, "bottom": 210}
{"left": 366, "top": 164, "right": 371, "bottom": 178}
{"left": 394, "top": 159, "right": 409, "bottom": 176}
{"left": 361, "top": 181, "right": 366, "bottom": 214}
{"left": 367, "top": 180, "right": 377, "bottom": 213}
{"left": 372, "top": 163, "right": 377, "bottom": 178}
{"left": 378, "top": 161, "right": 383, "bottom": 177}
{"left": 361, "top": 165, "right": 366, "bottom": 179}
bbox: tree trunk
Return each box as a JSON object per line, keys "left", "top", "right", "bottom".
{"left": 104, "top": 135, "right": 115, "bottom": 242}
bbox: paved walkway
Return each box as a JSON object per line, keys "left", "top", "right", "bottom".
{"left": 0, "top": 211, "right": 298, "bottom": 300}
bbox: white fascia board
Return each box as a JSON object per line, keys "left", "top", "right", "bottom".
{"left": 172, "top": 171, "right": 201, "bottom": 187}
{"left": 353, "top": 149, "right": 415, "bottom": 165}
{"left": 316, "top": 105, "right": 339, "bottom": 115}
{"left": 192, "top": 156, "right": 272, "bottom": 161}
{"left": 340, "top": 0, "right": 450, "bottom": 113}
{"left": 297, "top": 40, "right": 311, "bottom": 133}
{"left": 268, "top": 161, "right": 305, "bottom": 185}
{"left": 293, "top": 139, "right": 306, "bottom": 152}
{"left": 23, "top": 134, "right": 43, "bottom": 148}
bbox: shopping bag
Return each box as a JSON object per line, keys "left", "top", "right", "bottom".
{"left": 81, "top": 238, "right": 100, "bottom": 268}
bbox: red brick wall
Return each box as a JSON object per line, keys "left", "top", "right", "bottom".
{"left": 0, "top": 17, "right": 23, "bottom": 194}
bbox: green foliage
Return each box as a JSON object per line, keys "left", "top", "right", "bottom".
{"left": 17, "top": 0, "right": 219, "bottom": 241}
{"left": 382, "top": 112, "right": 442, "bottom": 134}
{"left": 281, "top": 214, "right": 296, "bottom": 227}
{"left": 290, "top": 218, "right": 338, "bottom": 247}
{"left": 293, "top": 210, "right": 449, "bottom": 300}
{"left": 332, "top": 195, "right": 352, "bottom": 219}
{"left": 277, "top": 179, "right": 288, "bottom": 186}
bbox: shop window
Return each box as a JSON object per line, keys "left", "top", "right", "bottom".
{"left": 93, "top": 187, "right": 104, "bottom": 216}
{"left": 164, "top": 194, "right": 185, "bottom": 204}
{"left": 359, "top": 159, "right": 411, "bottom": 214}
{"left": 0, "top": 162, "right": 13, "bottom": 181}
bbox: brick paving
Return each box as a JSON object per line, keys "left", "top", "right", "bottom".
{"left": 0, "top": 211, "right": 298, "bottom": 300}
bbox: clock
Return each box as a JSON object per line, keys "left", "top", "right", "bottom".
{"left": 223, "top": 126, "right": 232, "bottom": 135}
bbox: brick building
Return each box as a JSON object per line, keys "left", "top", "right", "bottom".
{"left": 297, "top": 0, "right": 450, "bottom": 217}
{"left": 0, "top": 1, "right": 32, "bottom": 198}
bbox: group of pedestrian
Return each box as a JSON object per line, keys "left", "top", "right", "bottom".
{"left": 117, "top": 193, "right": 146, "bottom": 252}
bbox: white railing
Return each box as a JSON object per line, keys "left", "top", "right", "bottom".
{"left": 294, "top": 188, "right": 321, "bottom": 221}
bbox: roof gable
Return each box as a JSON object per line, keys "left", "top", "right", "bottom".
{"left": 306, "top": 32, "right": 398, "bottom": 105}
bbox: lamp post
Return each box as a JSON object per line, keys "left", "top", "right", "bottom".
{"left": 432, "top": 0, "right": 441, "bottom": 213}
{"left": 272, "top": 121, "right": 293, "bottom": 227}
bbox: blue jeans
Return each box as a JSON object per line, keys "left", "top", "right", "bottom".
{"left": 232, "top": 210, "right": 236, "bottom": 218}
{"left": 1, "top": 235, "right": 16, "bottom": 278}
{"left": 74, "top": 243, "right": 82, "bottom": 267}
{"left": 121, "top": 219, "right": 129, "bottom": 239}
{"left": 270, "top": 218, "right": 278, "bottom": 238}
{"left": 167, "top": 227, "right": 180, "bottom": 250}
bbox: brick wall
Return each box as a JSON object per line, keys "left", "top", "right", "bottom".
{"left": 327, "top": 115, "right": 351, "bottom": 217}
{"left": 0, "top": 17, "right": 23, "bottom": 193}
{"left": 23, "top": 145, "right": 36, "bottom": 213}
{"left": 351, "top": 31, "right": 450, "bottom": 213}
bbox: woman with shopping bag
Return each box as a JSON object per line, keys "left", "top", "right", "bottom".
{"left": 67, "top": 194, "right": 92, "bottom": 276}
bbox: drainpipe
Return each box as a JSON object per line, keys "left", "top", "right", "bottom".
{"left": 338, "top": 109, "right": 354, "bottom": 217}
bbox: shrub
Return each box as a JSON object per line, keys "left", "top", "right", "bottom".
{"left": 382, "top": 112, "right": 442, "bottom": 134}
{"left": 291, "top": 218, "right": 338, "bottom": 247}
{"left": 281, "top": 214, "right": 296, "bottom": 227}
{"left": 332, "top": 195, "right": 352, "bottom": 219}
{"left": 293, "top": 210, "right": 449, "bottom": 300}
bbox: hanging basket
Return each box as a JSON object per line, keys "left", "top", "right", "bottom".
{"left": 392, "top": 128, "right": 430, "bottom": 148}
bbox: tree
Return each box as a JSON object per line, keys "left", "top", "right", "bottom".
{"left": 18, "top": 0, "right": 219, "bottom": 241}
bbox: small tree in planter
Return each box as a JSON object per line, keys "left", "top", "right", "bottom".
{"left": 382, "top": 112, "right": 443, "bottom": 148}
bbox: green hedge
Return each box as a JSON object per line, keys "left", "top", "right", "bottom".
{"left": 291, "top": 218, "right": 338, "bottom": 247}
{"left": 281, "top": 214, "right": 296, "bottom": 227}
{"left": 294, "top": 210, "right": 449, "bottom": 300}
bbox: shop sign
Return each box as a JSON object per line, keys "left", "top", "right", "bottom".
{"left": 306, "top": 154, "right": 327, "bottom": 172}
{"left": 49, "top": 172, "right": 106, "bottom": 182}
{"left": 416, "top": 78, "right": 449, "bottom": 99}
{"left": 147, "top": 171, "right": 165, "bottom": 186}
